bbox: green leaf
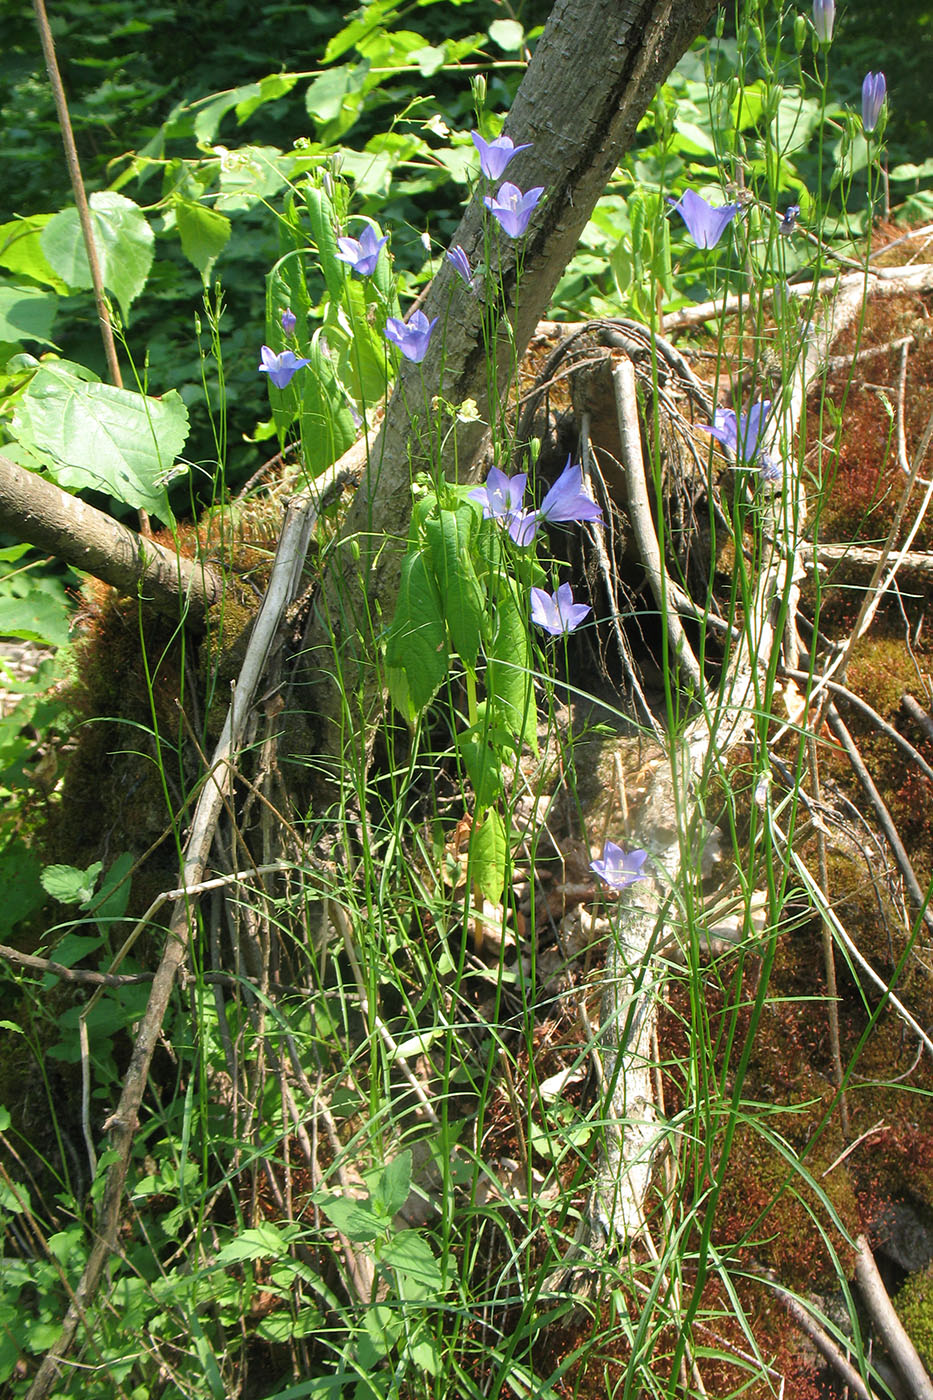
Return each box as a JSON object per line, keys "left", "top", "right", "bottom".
{"left": 412, "top": 44, "right": 447, "bottom": 76}
{"left": 384, "top": 551, "right": 448, "bottom": 719}
{"left": 489, "top": 18, "right": 524, "bottom": 50}
{"left": 458, "top": 728, "right": 504, "bottom": 809}
{"left": 215, "top": 145, "right": 286, "bottom": 212}
{"left": 41, "top": 861, "right": 102, "bottom": 906}
{"left": 0, "top": 589, "right": 70, "bottom": 649}
{"left": 0, "top": 216, "right": 68, "bottom": 292}
{"left": 379, "top": 1231, "right": 443, "bottom": 1290}
{"left": 305, "top": 62, "right": 370, "bottom": 142}
{"left": 470, "top": 808, "right": 507, "bottom": 904}
{"left": 486, "top": 577, "right": 535, "bottom": 749}
{"left": 12, "top": 362, "right": 188, "bottom": 521}
{"left": 174, "top": 199, "right": 231, "bottom": 282}
{"left": 92, "top": 852, "right": 134, "bottom": 924}
{"left": 0, "top": 847, "right": 44, "bottom": 936}
{"left": 295, "top": 333, "right": 358, "bottom": 475}
{"left": 216, "top": 1223, "right": 296, "bottom": 1263}
{"left": 376, "top": 1150, "right": 411, "bottom": 1217}
{"left": 40, "top": 192, "right": 154, "bottom": 319}
{"left": 424, "top": 506, "right": 484, "bottom": 666}
{"left": 318, "top": 1192, "right": 382, "bottom": 1242}
{"left": 0, "top": 284, "right": 57, "bottom": 346}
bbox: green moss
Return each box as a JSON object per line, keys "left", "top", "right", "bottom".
{"left": 896, "top": 1261, "right": 933, "bottom": 1372}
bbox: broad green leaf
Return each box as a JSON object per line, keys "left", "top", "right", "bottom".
{"left": 379, "top": 1231, "right": 443, "bottom": 1290}
{"left": 425, "top": 506, "right": 484, "bottom": 667}
{"left": 486, "top": 577, "right": 536, "bottom": 749}
{"left": 0, "top": 589, "right": 70, "bottom": 649}
{"left": 469, "top": 808, "right": 507, "bottom": 905}
{"left": 174, "top": 199, "right": 231, "bottom": 282}
{"left": 305, "top": 62, "right": 370, "bottom": 142}
{"left": 41, "top": 861, "right": 102, "bottom": 906}
{"left": 215, "top": 145, "right": 286, "bottom": 212}
{"left": 0, "top": 283, "right": 57, "bottom": 346}
{"left": 376, "top": 1150, "right": 411, "bottom": 1216}
{"left": 412, "top": 44, "right": 447, "bottom": 75}
{"left": 384, "top": 551, "right": 447, "bottom": 718}
{"left": 489, "top": 18, "right": 524, "bottom": 50}
{"left": 40, "top": 192, "right": 154, "bottom": 319}
{"left": 12, "top": 362, "right": 188, "bottom": 521}
{"left": 216, "top": 1223, "right": 296, "bottom": 1263}
{"left": 318, "top": 1192, "right": 382, "bottom": 1242}
{"left": 295, "top": 333, "right": 358, "bottom": 475}
{"left": 305, "top": 183, "right": 346, "bottom": 304}
{"left": 0, "top": 216, "right": 68, "bottom": 292}
{"left": 324, "top": 0, "right": 403, "bottom": 62}
{"left": 0, "top": 848, "right": 44, "bottom": 936}
{"left": 92, "top": 852, "right": 134, "bottom": 923}
{"left": 235, "top": 73, "right": 300, "bottom": 123}
{"left": 458, "top": 728, "right": 504, "bottom": 809}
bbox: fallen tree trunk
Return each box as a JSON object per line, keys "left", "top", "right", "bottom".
{"left": 0, "top": 453, "right": 223, "bottom": 628}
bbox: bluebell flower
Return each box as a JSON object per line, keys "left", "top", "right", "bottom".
{"left": 539, "top": 457, "right": 603, "bottom": 526}
{"left": 468, "top": 466, "right": 527, "bottom": 530}
{"left": 336, "top": 225, "right": 389, "bottom": 277}
{"left": 668, "top": 190, "right": 740, "bottom": 249}
{"left": 862, "top": 72, "right": 886, "bottom": 134}
{"left": 484, "top": 182, "right": 545, "bottom": 238}
{"left": 383, "top": 310, "right": 438, "bottom": 363}
{"left": 590, "top": 841, "right": 650, "bottom": 890}
{"left": 699, "top": 402, "right": 772, "bottom": 465}
{"left": 258, "top": 346, "right": 312, "bottom": 389}
{"left": 779, "top": 204, "right": 801, "bottom": 235}
{"left": 530, "top": 583, "right": 591, "bottom": 636}
{"left": 471, "top": 131, "right": 532, "bottom": 182}
{"left": 281, "top": 308, "right": 297, "bottom": 335}
{"left": 446, "top": 244, "right": 475, "bottom": 290}
{"left": 812, "top": 0, "right": 834, "bottom": 43}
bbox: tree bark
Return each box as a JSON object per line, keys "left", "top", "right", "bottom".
{"left": 0, "top": 453, "right": 222, "bottom": 628}
{"left": 292, "top": 0, "right": 719, "bottom": 771}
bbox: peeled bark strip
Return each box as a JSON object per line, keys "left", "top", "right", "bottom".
{"left": 294, "top": 0, "right": 718, "bottom": 770}
{"left": 0, "top": 453, "right": 222, "bottom": 627}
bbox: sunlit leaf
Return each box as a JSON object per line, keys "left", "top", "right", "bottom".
{"left": 40, "top": 192, "right": 154, "bottom": 319}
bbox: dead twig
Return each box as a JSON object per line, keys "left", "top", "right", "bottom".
{"left": 855, "top": 1232, "right": 933, "bottom": 1400}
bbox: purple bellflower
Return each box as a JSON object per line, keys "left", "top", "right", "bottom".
{"left": 862, "top": 72, "right": 886, "bottom": 134}
{"left": 336, "top": 225, "right": 389, "bottom": 277}
{"left": 446, "top": 244, "right": 475, "bottom": 290}
{"left": 699, "top": 402, "right": 772, "bottom": 465}
{"left": 779, "top": 204, "right": 801, "bottom": 235}
{"left": 590, "top": 841, "right": 650, "bottom": 891}
{"left": 471, "top": 131, "right": 532, "bottom": 182}
{"left": 484, "top": 181, "right": 545, "bottom": 238}
{"left": 668, "top": 189, "right": 740, "bottom": 249}
{"left": 468, "top": 466, "right": 530, "bottom": 542}
{"left": 812, "top": 0, "right": 834, "bottom": 43}
{"left": 530, "top": 583, "right": 591, "bottom": 636}
{"left": 539, "top": 457, "right": 603, "bottom": 526}
{"left": 281, "top": 308, "right": 297, "bottom": 335}
{"left": 258, "top": 345, "right": 311, "bottom": 389}
{"left": 383, "top": 309, "right": 438, "bottom": 363}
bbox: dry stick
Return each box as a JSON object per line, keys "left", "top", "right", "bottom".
{"left": 826, "top": 705, "right": 933, "bottom": 934}
{"left": 25, "top": 490, "right": 325, "bottom": 1400}
{"left": 902, "top": 692, "right": 933, "bottom": 746}
{"left": 855, "top": 1232, "right": 933, "bottom": 1400}
{"left": 611, "top": 355, "right": 705, "bottom": 692}
{"left": 814, "top": 541, "right": 933, "bottom": 574}
{"left": 781, "top": 664, "right": 933, "bottom": 786}
{"left": 749, "top": 1267, "right": 879, "bottom": 1400}
{"left": 663, "top": 261, "right": 933, "bottom": 332}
